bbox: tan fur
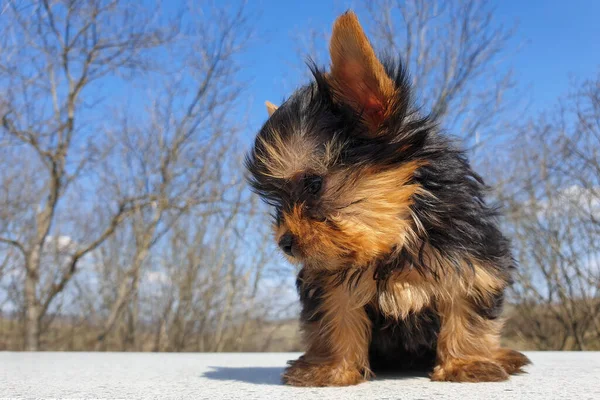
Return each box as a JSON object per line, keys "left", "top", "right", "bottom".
{"left": 431, "top": 315, "right": 530, "bottom": 382}
{"left": 254, "top": 131, "right": 317, "bottom": 180}
{"left": 431, "top": 358, "right": 509, "bottom": 382}
{"left": 265, "top": 100, "right": 278, "bottom": 116}
{"left": 329, "top": 11, "right": 396, "bottom": 130}
{"left": 492, "top": 348, "right": 531, "bottom": 375}
{"left": 284, "top": 270, "right": 377, "bottom": 386}
{"left": 255, "top": 127, "right": 345, "bottom": 181}
{"left": 436, "top": 294, "right": 502, "bottom": 362}
{"left": 283, "top": 358, "right": 366, "bottom": 387}
{"left": 378, "top": 253, "right": 506, "bottom": 320}
{"left": 275, "top": 161, "right": 425, "bottom": 269}
{"left": 378, "top": 270, "right": 434, "bottom": 320}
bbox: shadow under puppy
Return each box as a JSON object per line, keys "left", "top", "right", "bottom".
{"left": 245, "top": 11, "right": 530, "bottom": 386}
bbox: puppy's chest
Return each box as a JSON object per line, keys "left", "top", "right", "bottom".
{"left": 376, "top": 279, "right": 437, "bottom": 320}
{"left": 297, "top": 268, "right": 439, "bottom": 323}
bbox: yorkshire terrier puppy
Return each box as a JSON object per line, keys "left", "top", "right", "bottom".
{"left": 245, "top": 11, "right": 530, "bottom": 386}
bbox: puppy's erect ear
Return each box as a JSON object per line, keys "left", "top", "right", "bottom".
{"left": 329, "top": 11, "right": 395, "bottom": 130}
{"left": 265, "top": 101, "right": 278, "bottom": 117}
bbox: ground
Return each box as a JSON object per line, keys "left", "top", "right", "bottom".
{"left": 1, "top": 352, "right": 599, "bottom": 399}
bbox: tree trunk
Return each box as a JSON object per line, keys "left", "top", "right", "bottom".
{"left": 24, "top": 253, "right": 40, "bottom": 351}
{"left": 95, "top": 247, "right": 148, "bottom": 351}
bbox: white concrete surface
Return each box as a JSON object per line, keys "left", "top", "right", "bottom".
{"left": 1, "top": 351, "right": 598, "bottom": 399}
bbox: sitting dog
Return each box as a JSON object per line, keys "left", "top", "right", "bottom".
{"left": 245, "top": 11, "right": 530, "bottom": 386}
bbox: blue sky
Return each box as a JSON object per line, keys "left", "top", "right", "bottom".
{"left": 238, "top": 0, "right": 600, "bottom": 144}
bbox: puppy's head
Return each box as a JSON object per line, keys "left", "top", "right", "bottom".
{"left": 246, "top": 11, "right": 431, "bottom": 271}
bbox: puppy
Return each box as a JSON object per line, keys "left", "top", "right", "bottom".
{"left": 245, "top": 11, "right": 530, "bottom": 386}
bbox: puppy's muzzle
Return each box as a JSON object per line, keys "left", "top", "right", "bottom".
{"left": 278, "top": 232, "right": 296, "bottom": 257}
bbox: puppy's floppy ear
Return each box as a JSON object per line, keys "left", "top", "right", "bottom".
{"left": 329, "top": 11, "right": 395, "bottom": 131}
{"left": 265, "top": 101, "right": 278, "bottom": 117}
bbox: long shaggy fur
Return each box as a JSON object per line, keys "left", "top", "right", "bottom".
{"left": 245, "top": 11, "right": 530, "bottom": 386}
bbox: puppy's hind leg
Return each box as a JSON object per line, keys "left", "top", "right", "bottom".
{"left": 431, "top": 296, "right": 509, "bottom": 382}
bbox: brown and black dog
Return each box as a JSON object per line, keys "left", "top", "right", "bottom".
{"left": 245, "top": 11, "right": 530, "bottom": 386}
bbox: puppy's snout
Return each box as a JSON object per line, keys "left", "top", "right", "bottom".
{"left": 278, "top": 232, "right": 296, "bottom": 257}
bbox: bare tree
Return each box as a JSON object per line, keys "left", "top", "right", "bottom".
{"left": 0, "top": 0, "right": 176, "bottom": 350}
{"left": 0, "top": 0, "right": 294, "bottom": 353}
{"left": 87, "top": 2, "right": 252, "bottom": 350}
{"left": 140, "top": 190, "right": 295, "bottom": 353}
{"left": 497, "top": 72, "right": 600, "bottom": 350}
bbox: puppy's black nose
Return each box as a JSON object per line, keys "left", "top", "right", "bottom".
{"left": 278, "top": 233, "right": 295, "bottom": 257}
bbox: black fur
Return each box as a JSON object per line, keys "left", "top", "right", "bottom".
{"left": 367, "top": 305, "right": 439, "bottom": 373}
{"left": 296, "top": 269, "right": 325, "bottom": 323}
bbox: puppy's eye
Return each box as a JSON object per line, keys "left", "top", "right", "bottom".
{"left": 304, "top": 175, "right": 323, "bottom": 196}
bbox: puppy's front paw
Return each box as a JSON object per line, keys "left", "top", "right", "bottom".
{"left": 282, "top": 357, "right": 366, "bottom": 387}
{"left": 431, "top": 359, "right": 509, "bottom": 382}
{"left": 493, "top": 348, "right": 531, "bottom": 375}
